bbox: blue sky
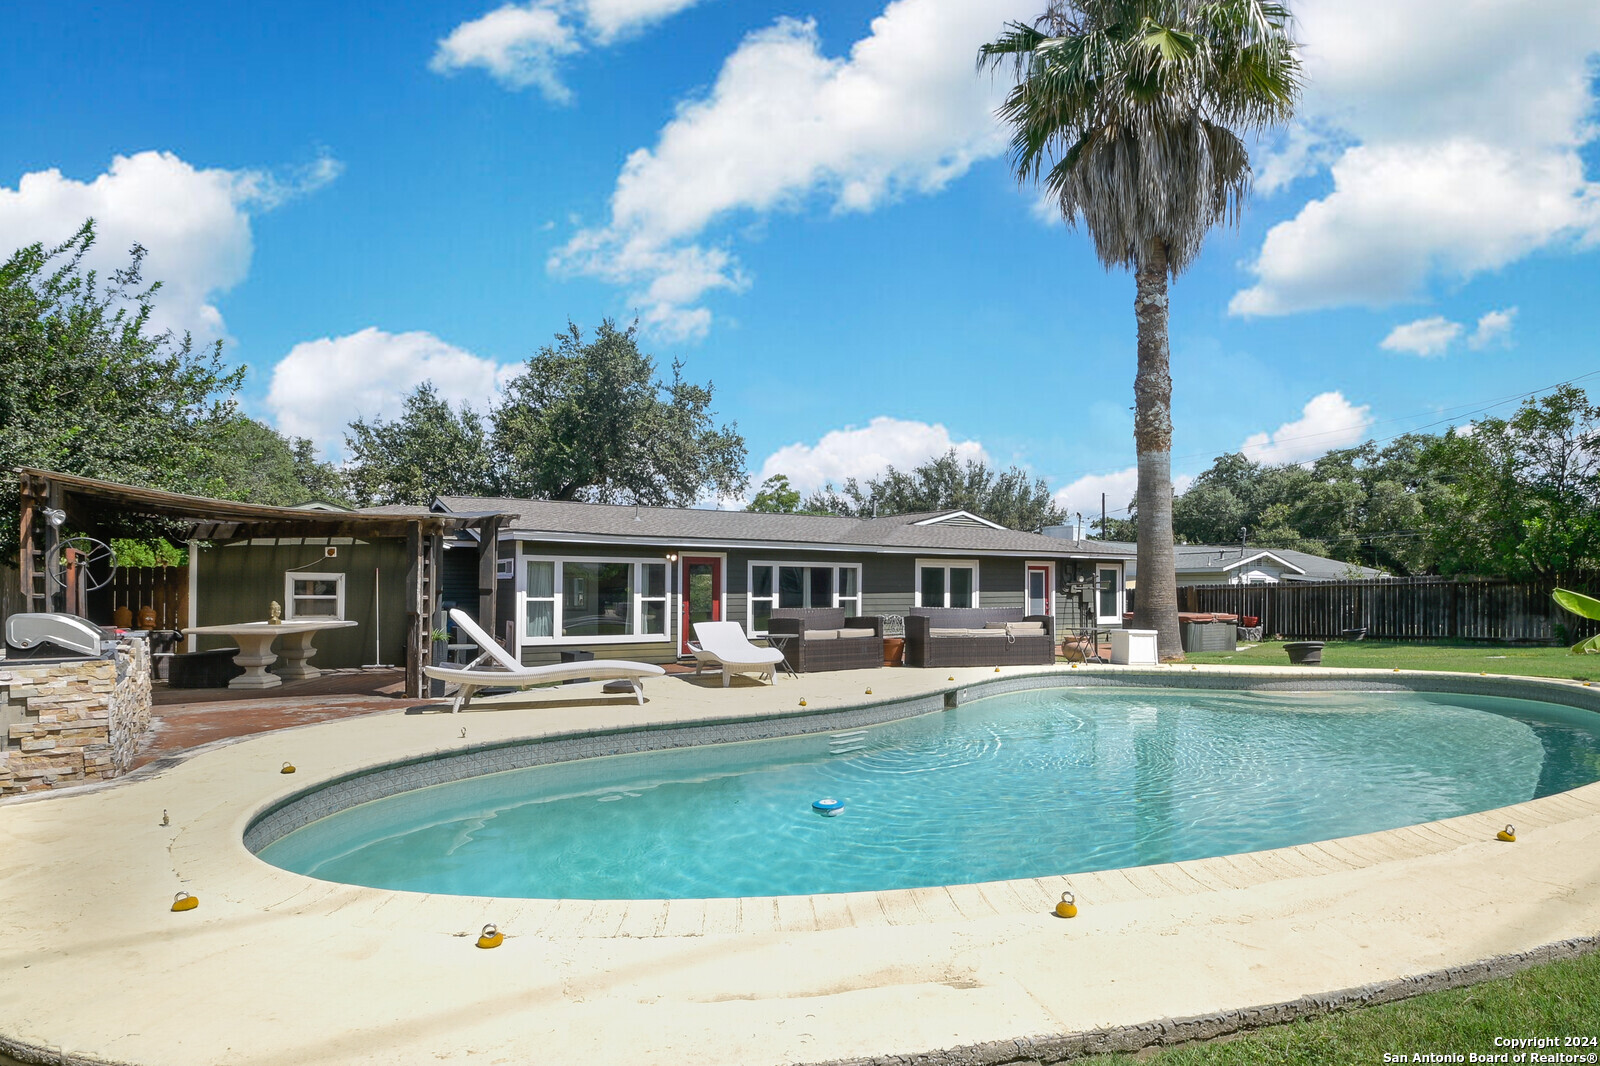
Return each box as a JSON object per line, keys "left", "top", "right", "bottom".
{"left": 4, "top": 0, "right": 1599, "bottom": 525}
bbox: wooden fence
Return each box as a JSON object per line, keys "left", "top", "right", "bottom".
{"left": 90, "top": 566, "right": 189, "bottom": 630}
{"left": 1180, "top": 576, "right": 1600, "bottom": 644}
{"left": 0, "top": 565, "right": 23, "bottom": 625}
{"left": 0, "top": 564, "right": 190, "bottom": 631}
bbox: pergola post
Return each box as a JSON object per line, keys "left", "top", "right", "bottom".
{"left": 475, "top": 515, "right": 504, "bottom": 646}
{"left": 404, "top": 522, "right": 424, "bottom": 699}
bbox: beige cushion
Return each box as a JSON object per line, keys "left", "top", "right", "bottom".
{"left": 985, "top": 620, "right": 1045, "bottom": 632}
{"left": 805, "top": 628, "right": 840, "bottom": 640}
{"left": 930, "top": 627, "right": 1003, "bottom": 637}
{"left": 836, "top": 627, "right": 875, "bottom": 638}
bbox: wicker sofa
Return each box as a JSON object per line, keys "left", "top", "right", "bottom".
{"left": 905, "top": 607, "right": 1055, "bottom": 668}
{"left": 766, "top": 608, "right": 883, "bottom": 673}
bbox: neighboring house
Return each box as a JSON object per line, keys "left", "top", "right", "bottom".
{"left": 1097, "top": 542, "right": 1388, "bottom": 588}
{"left": 436, "top": 498, "right": 1136, "bottom": 666}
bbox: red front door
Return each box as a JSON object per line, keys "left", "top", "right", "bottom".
{"left": 1026, "top": 564, "right": 1052, "bottom": 616}
{"left": 680, "top": 556, "right": 723, "bottom": 654}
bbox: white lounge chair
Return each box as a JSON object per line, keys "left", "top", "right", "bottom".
{"left": 688, "top": 621, "right": 785, "bottom": 687}
{"left": 424, "top": 609, "right": 665, "bottom": 713}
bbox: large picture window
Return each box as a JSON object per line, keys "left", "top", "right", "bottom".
{"left": 747, "top": 562, "right": 862, "bottom": 634}
{"left": 285, "top": 572, "right": 345, "bottom": 619}
{"left": 915, "top": 560, "right": 978, "bottom": 609}
{"left": 517, "top": 552, "right": 670, "bottom": 645}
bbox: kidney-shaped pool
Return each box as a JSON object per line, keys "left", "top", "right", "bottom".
{"left": 255, "top": 687, "right": 1600, "bottom": 899}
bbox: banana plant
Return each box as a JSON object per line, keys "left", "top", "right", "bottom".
{"left": 1552, "top": 589, "right": 1600, "bottom": 653}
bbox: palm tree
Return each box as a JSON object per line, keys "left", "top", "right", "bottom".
{"left": 978, "top": 0, "right": 1299, "bottom": 659}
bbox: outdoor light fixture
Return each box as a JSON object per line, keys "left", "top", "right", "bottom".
{"left": 665, "top": 552, "right": 678, "bottom": 563}
{"left": 43, "top": 507, "right": 66, "bottom": 528}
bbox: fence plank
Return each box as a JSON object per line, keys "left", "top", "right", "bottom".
{"left": 1182, "top": 576, "right": 1600, "bottom": 644}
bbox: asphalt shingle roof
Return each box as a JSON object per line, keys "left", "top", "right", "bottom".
{"left": 1104, "top": 541, "right": 1388, "bottom": 581}
{"left": 437, "top": 496, "right": 1134, "bottom": 558}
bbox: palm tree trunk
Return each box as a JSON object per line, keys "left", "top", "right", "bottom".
{"left": 1132, "top": 237, "right": 1183, "bottom": 660}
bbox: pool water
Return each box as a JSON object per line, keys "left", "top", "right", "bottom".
{"left": 257, "top": 688, "right": 1600, "bottom": 899}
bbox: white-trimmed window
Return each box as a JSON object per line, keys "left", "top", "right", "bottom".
{"left": 915, "top": 559, "right": 978, "bottom": 609}
{"left": 747, "top": 561, "right": 862, "bottom": 635}
{"left": 285, "top": 572, "right": 345, "bottom": 619}
{"left": 517, "top": 551, "right": 670, "bottom": 645}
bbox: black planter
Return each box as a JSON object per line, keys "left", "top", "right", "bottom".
{"left": 1341, "top": 627, "right": 1368, "bottom": 641}
{"left": 1285, "top": 641, "right": 1325, "bottom": 665}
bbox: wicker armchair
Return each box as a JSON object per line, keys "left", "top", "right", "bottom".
{"left": 905, "top": 607, "right": 1055, "bottom": 668}
{"left": 766, "top": 608, "right": 883, "bottom": 673}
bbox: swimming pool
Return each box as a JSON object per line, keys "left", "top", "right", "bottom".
{"left": 256, "top": 686, "right": 1600, "bottom": 899}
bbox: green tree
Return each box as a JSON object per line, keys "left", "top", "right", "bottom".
{"left": 1424, "top": 387, "right": 1600, "bottom": 580}
{"left": 185, "top": 414, "right": 350, "bottom": 507}
{"left": 0, "top": 221, "right": 243, "bottom": 557}
{"left": 491, "top": 320, "right": 746, "bottom": 506}
{"left": 801, "top": 451, "right": 1068, "bottom": 530}
{"left": 747, "top": 474, "right": 802, "bottom": 513}
{"left": 980, "top": 0, "right": 1300, "bottom": 658}
{"left": 344, "top": 383, "right": 494, "bottom": 507}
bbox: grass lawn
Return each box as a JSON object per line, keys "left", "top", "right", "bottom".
{"left": 1086, "top": 948, "right": 1600, "bottom": 1065}
{"left": 1182, "top": 639, "right": 1600, "bottom": 682}
{"left": 1084, "top": 637, "right": 1600, "bottom": 1062}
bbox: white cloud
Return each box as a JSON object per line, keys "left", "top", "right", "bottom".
{"left": 1052, "top": 467, "right": 1196, "bottom": 532}
{"left": 551, "top": 0, "right": 1028, "bottom": 335}
{"left": 1240, "top": 392, "right": 1374, "bottom": 465}
{"left": 754, "top": 416, "right": 989, "bottom": 498}
{"left": 1232, "top": 0, "right": 1600, "bottom": 316}
{"left": 1378, "top": 306, "right": 1518, "bottom": 357}
{"left": 265, "top": 328, "right": 514, "bottom": 457}
{"left": 430, "top": 0, "right": 705, "bottom": 101}
{"left": 1468, "top": 307, "right": 1517, "bottom": 350}
{"left": 0, "top": 150, "right": 338, "bottom": 343}
{"left": 1380, "top": 315, "right": 1462, "bottom": 357}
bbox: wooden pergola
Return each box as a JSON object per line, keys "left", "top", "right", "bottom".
{"left": 16, "top": 469, "right": 508, "bottom": 697}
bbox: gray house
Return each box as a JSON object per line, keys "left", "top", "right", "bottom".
{"left": 436, "top": 498, "right": 1136, "bottom": 666}
{"left": 1106, "top": 541, "right": 1388, "bottom": 590}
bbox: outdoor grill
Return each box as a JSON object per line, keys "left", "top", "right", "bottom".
{"left": 4, "top": 613, "right": 114, "bottom": 661}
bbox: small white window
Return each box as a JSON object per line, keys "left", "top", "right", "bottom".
{"left": 915, "top": 560, "right": 979, "bottom": 609}
{"left": 285, "top": 571, "right": 345, "bottom": 619}
{"left": 496, "top": 557, "right": 514, "bottom": 579}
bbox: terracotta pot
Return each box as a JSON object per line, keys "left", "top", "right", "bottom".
{"left": 1242, "top": 616, "right": 1259, "bottom": 627}
{"left": 112, "top": 606, "right": 134, "bottom": 629}
{"left": 137, "top": 605, "right": 158, "bottom": 630}
{"left": 882, "top": 637, "right": 905, "bottom": 667}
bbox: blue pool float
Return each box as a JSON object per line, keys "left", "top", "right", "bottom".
{"left": 812, "top": 797, "right": 844, "bottom": 816}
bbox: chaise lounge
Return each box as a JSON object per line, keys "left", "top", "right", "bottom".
{"left": 423, "top": 609, "right": 665, "bottom": 712}
{"left": 688, "top": 621, "right": 787, "bottom": 686}
{"left": 766, "top": 608, "right": 882, "bottom": 673}
{"left": 904, "top": 607, "right": 1056, "bottom": 668}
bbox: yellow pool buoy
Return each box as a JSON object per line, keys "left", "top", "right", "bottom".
{"left": 799, "top": 698, "right": 807, "bottom": 706}
{"left": 1054, "top": 891, "right": 1078, "bottom": 919}
{"left": 171, "top": 892, "right": 198, "bottom": 912}
{"left": 476, "top": 923, "right": 504, "bottom": 949}
{"left": 280, "top": 761, "right": 295, "bottom": 774}
{"left": 1497, "top": 824, "right": 1517, "bottom": 842}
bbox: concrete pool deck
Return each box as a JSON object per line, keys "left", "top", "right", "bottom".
{"left": 2, "top": 662, "right": 1599, "bottom": 1066}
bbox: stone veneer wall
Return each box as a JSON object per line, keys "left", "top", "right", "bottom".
{"left": 0, "top": 638, "right": 151, "bottom": 796}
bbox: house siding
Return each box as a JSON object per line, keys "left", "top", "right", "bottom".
{"left": 193, "top": 538, "right": 408, "bottom": 670}
{"left": 500, "top": 535, "right": 1121, "bottom": 665}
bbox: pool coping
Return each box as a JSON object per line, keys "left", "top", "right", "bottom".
{"left": 4, "top": 662, "right": 1600, "bottom": 1066}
